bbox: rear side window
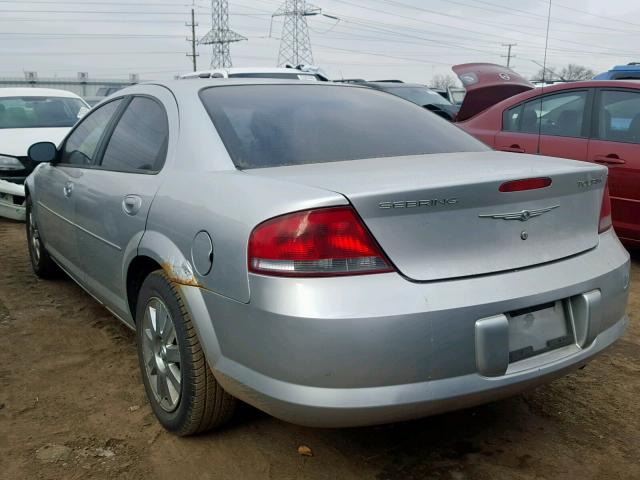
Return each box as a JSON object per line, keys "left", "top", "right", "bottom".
{"left": 199, "top": 84, "right": 487, "bottom": 169}
{"left": 100, "top": 97, "right": 168, "bottom": 172}
{"left": 596, "top": 89, "right": 640, "bottom": 144}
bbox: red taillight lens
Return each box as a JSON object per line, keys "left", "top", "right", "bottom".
{"left": 248, "top": 206, "right": 394, "bottom": 277}
{"left": 499, "top": 177, "right": 552, "bottom": 192}
{"left": 599, "top": 183, "right": 612, "bottom": 233}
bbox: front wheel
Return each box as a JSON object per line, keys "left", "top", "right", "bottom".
{"left": 135, "top": 271, "right": 236, "bottom": 435}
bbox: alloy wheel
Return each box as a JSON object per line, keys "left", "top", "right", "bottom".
{"left": 141, "top": 297, "right": 182, "bottom": 412}
{"left": 28, "top": 210, "right": 41, "bottom": 264}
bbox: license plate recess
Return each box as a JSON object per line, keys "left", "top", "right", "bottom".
{"left": 507, "top": 300, "right": 574, "bottom": 363}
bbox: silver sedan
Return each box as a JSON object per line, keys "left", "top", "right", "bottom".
{"left": 24, "top": 80, "right": 630, "bottom": 435}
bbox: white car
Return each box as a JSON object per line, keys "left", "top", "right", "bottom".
{"left": 0, "top": 88, "right": 89, "bottom": 220}
{"left": 179, "top": 66, "right": 329, "bottom": 81}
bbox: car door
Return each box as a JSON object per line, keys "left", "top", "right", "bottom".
{"left": 494, "top": 89, "right": 591, "bottom": 160}
{"left": 34, "top": 98, "right": 123, "bottom": 280}
{"left": 494, "top": 102, "right": 539, "bottom": 153}
{"left": 73, "top": 91, "right": 173, "bottom": 321}
{"left": 588, "top": 88, "right": 640, "bottom": 244}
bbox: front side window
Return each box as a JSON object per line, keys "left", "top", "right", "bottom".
{"left": 59, "top": 99, "right": 122, "bottom": 166}
{"left": 596, "top": 89, "right": 640, "bottom": 144}
{"left": 519, "top": 91, "right": 587, "bottom": 137}
{"left": 0, "top": 96, "right": 87, "bottom": 129}
{"left": 200, "top": 85, "right": 487, "bottom": 169}
{"left": 100, "top": 97, "right": 168, "bottom": 172}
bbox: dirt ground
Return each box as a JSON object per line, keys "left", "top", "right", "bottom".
{"left": 0, "top": 218, "right": 638, "bottom": 480}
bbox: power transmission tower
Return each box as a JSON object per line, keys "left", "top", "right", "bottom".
{"left": 501, "top": 43, "right": 517, "bottom": 68}
{"left": 200, "top": 0, "right": 246, "bottom": 68}
{"left": 272, "top": 0, "right": 320, "bottom": 66}
{"left": 186, "top": 7, "right": 199, "bottom": 72}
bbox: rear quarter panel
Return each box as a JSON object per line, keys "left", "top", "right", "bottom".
{"left": 142, "top": 171, "right": 346, "bottom": 303}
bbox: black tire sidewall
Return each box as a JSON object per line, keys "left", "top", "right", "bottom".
{"left": 135, "top": 272, "right": 198, "bottom": 433}
{"left": 26, "top": 196, "right": 45, "bottom": 273}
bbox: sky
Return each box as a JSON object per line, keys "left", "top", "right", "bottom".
{"left": 1, "top": 0, "right": 639, "bottom": 83}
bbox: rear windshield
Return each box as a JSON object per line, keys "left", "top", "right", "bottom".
{"left": 199, "top": 84, "right": 487, "bottom": 169}
{"left": 0, "top": 96, "right": 87, "bottom": 129}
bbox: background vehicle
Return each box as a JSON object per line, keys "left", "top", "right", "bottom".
{"left": 456, "top": 77, "right": 640, "bottom": 248}
{"left": 336, "top": 80, "right": 460, "bottom": 121}
{"left": 432, "top": 86, "right": 467, "bottom": 105}
{"left": 179, "top": 65, "right": 329, "bottom": 81}
{"left": 594, "top": 63, "right": 640, "bottom": 80}
{"left": 84, "top": 86, "right": 125, "bottom": 107}
{"left": 24, "top": 80, "right": 629, "bottom": 436}
{"left": 0, "top": 88, "right": 89, "bottom": 184}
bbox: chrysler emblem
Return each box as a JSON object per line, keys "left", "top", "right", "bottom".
{"left": 478, "top": 205, "right": 559, "bottom": 221}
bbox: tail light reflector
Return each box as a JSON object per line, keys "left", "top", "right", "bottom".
{"left": 499, "top": 177, "right": 552, "bottom": 192}
{"left": 248, "top": 206, "right": 393, "bottom": 277}
{"left": 599, "top": 183, "right": 612, "bottom": 233}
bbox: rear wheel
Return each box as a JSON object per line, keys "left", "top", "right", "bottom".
{"left": 135, "top": 271, "right": 236, "bottom": 435}
{"left": 26, "top": 196, "right": 59, "bottom": 279}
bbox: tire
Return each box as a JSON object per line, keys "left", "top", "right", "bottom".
{"left": 135, "top": 270, "right": 236, "bottom": 436}
{"left": 26, "top": 196, "right": 59, "bottom": 279}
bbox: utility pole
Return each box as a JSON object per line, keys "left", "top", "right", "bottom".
{"left": 200, "top": 0, "right": 246, "bottom": 68}
{"left": 186, "top": 7, "right": 199, "bottom": 72}
{"left": 501, "top": 43, "right": 517, "bottom": 68}
{"left": 272, "top": 0, "right": 320, "bottom": 66}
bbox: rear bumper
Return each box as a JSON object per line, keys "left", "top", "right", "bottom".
{"left": 181, "top": 229, "right": 630, "bottom": 427}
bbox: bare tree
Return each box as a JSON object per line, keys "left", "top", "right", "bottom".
{"left": 430, "top": 74, "right": 458, "bottom": 89}
{"left": 533, "top": 63, "right": 595, "bottom": 82}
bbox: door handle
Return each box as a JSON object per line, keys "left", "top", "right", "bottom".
{"left": 498, "top": 144, "right": 526, "bottom": 153}
{"left": 122, "top": 195, "right": 142, "bottom": 216}
{"left": 63, "top": 181, "right": 74, "bottom": 198}
{"left": 594, "top": 154, "right": 626, "bottom": 165}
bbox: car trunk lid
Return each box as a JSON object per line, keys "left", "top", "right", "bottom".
{"left": 246, "top": 151, "right": 607, "bottom": 282}
{"left": 452, "top": 63, "right": 534, "bottom": 121}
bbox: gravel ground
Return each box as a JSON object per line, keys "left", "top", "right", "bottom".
{"left": 0, "top": 218, "right": 638, "bottom": 480}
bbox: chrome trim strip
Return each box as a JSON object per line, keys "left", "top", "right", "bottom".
{"left": 37, "top": 201, "right": 122, "bottom": 251}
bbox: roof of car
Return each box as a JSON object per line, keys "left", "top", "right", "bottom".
{"left": 530, "top": 79, "right": 640, "bottom": 92}
{"left": 180, "top": 67, "right": 325, "bottom": 78}
{"left": 0, "top": 87, "right": 83, "bottom": 98}
{"left": 610, "top": 64, "right": 640, "bottom": 71}
{"left": 124, "top": 78, "right": 356, "bottom": 95}
{"left": 366, "top": 82, "right": 430, "bottom": 88}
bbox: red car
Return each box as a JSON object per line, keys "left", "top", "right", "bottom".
{"left": 455, "top": 63, "right": 640, "bottom": 248}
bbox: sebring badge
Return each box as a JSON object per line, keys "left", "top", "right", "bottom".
{"left": 478, "top": 205, "right": 559, "bottom": 222}
{"left": 379, "top": 198, "right": 458, "bottom": 209}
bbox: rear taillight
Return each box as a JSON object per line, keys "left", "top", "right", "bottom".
{"left": 599, "top": 183, "right": 612, "bottom": 233}
{"left": 248, "top": 206, "right": 393, "bottom": 277}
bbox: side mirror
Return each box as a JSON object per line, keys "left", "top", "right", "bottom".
{"left": 28, "top": 142, "right": 57, "bottom": 164}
